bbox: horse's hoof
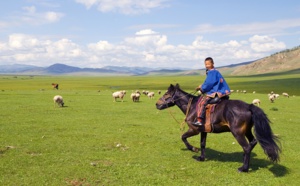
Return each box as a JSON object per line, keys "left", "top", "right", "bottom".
{"left": 237, "top": 167, "right": 249, "bottom": 173}
{"left": 196, "top": 156, "right": 205, "bottom": 161}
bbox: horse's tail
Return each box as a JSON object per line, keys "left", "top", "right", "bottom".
{"left": 249, "top": 104, "right": 281, "bottom": 162}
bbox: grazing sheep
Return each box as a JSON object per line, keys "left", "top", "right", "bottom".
{"left": 112, "top": 90, "right": 126, "bottom": 102}
{"left": 269, "top": 94, "right": 276, "bottom": 103}
{"left": 242, "top": 90, "right": 247, "bottom": 94}
{"left": 253, "top": 91, "right": 256, "bottom": 94}
{"left": 135, "top": 90, "right": 140, "bottom": 94}
{"left": 142, "top": 90, "right": 149, "bottom": 95}
{"left": 282, "top": 92, "right": 289, "bottom": 98}
{"left": 230, "top": 90, "right": 234, "bottom": 93}
{"left": 274, "top": 94, "right": 280, "bottom": 98}
{"left": 130, "top": 92, "right": 141, "bottom": 102}
{"left": 252, "top": 99, "right": 260, "bottom": 106}
{"left": 147, "top": 92, "right": 155, "bottom": 99}
{"left": 53, "top": 95, "right": 64, "bottom": 107}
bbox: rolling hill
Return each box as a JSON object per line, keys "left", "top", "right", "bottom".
{"left": 0, "top": 46, "right": 299, "bottom": 76}
{"left": 229, "top": 46, "right": 300, "bottom": 75}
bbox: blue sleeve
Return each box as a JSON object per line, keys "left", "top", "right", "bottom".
{"left": 201, "top": 70, "right": 218, "bottom": 93}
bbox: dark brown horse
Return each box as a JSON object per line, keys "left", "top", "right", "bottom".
{"left": 156, "top": 84, "right": 281, "bottom": 172}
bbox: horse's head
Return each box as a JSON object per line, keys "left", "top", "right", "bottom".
{"left": 156, "top": 84, "right": 179, "bottom": 110}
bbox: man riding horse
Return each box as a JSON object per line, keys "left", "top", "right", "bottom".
{"left": 193, "top": 57, "right": 231, "bottom": 127}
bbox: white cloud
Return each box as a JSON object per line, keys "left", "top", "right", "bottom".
{"left": 0, "top": 34, "right": 85, "bottom": 67}
{"left": 8, "top": 34, "right": 40, "bottom": 49}
{"left": 75, "top": 0, "right": 170, "bottom": 14}
{"left": 19, "top": 6, "right": 64, "bottom": 25}
{"left": 23, "top": 6, "right": 36, "bottom": 14}
{"left": 124, "top": 29, "right": 167, "bottom": 48}
{"left": 234, "top": 50, "right": 251, "bottom": 59}
{"left": 44, "top": 11, "right": 64, "bottom": 22}
{"left": 45, "top": 38, "right": 84, "bottom": 58}
{"left": 249, "top": 35, "right": 286, "bottom": 52}
{"left": 88, "top": 41, "right": 114, "bottom": 51}
{"left": 191, "top": 18, "right": 300, "bottom": 37}
{"left": 136, "top": 29, "right": 157, "bottom": 35}
{"left": 0, "top": 32, "right": 287, "bottom": 69}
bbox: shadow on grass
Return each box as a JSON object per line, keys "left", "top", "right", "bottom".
{"left": 190, "top": 148, "right": 289, "bottom": 176}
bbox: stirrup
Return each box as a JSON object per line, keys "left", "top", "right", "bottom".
{"left": 192, "top": 121, "right": 203, "bottom": 126}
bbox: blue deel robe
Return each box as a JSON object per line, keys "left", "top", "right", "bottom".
{"left": 200, "top": 68, "right": 231, "bottom": 98}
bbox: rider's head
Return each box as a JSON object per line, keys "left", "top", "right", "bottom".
{"left": 204, "top": 57, "right": 214, "bottom": 70}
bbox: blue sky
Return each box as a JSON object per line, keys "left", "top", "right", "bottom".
{"left": 0, "top": 0, "right": 300, "bottom": 69}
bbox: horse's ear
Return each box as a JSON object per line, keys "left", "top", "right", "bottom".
{"left": 169, "top": 84, "right": 175, "bottom": 91}
{"left": 175, "top": 83, "right": 180, "bottom": 88}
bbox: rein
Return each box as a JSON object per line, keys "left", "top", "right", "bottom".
{"left": 167, "top": 91, "right": 196, "bottom": 133}
{"left": 172, "top": 90, "right": 198, "bottom": 102}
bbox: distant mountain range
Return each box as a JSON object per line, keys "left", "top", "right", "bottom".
{"left": 0, "top": 63, "right": 191, "bottom": 76}
{"left": 0, "top": 63, "right": 153, "bottom": 75}
{"left": 1, "top": 46, "right": 299, "bottom": 76}
{"left": 0, "top": 62, "right": 252, "bottom": 76}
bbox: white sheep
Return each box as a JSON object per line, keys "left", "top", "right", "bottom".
{"left": 282, "top": 92, "right": 289, "bottom": 98}
{"left": 142, "top": 90, "right": 149, "bottom": 95}
{"left": 53, "top": 95, "right": 64, "bottom": 107}
{"left": 252, "top": 99, "right": 260, "bottom": 106}
{"left": 112, "top": 90, "right": 126, "bottom": 102}
{"left": 130, "top": 92, "right": 141, "bottom": 102}
{"left": 269, "top": 94, "right": 276, "bottom": 103}
{"left": 147, "top": 92, "right": 155, "bottom": 99}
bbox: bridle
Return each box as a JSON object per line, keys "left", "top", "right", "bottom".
{"left": 157, "top": 91, "right": 176, "bottom": 106}
{"left": 157, "top": 89, "right": 198, "bottom": 133}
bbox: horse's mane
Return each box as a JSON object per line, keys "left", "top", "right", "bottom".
{"left": 172, "top": 83, "right": 200, "bottom": 99}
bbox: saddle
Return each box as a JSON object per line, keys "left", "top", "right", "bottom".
{"left": 203, "top": 95, "right": 229, "bottom": 133}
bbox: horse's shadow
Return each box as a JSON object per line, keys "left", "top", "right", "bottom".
{"left": 186, "top": 148, "right": 289, "bottom": 176}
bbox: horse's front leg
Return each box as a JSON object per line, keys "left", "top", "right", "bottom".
{"left": 181, "top": 128, "right": 200, "bottom": 152}
{"left": 197, "top": 132, "right": 207, "bottom": 161}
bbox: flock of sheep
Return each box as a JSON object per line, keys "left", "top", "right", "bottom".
{"left": 249, "top": 91, "right": 290, "bottom": 106}
{"left": 52, "top": 88, "right": 160, "bottom": 108}
{"left": 112, "top": 90, "right": 158, "bottom": 102}
{"left": 52, "top": 82, "right": 292, "bottom": 108}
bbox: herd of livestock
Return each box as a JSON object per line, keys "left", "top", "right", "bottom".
{"left": 52, "top": 83, "right": 291, "bottom": 108}
{"left": 112, "top": 90, "right": 159, "bottom": 102}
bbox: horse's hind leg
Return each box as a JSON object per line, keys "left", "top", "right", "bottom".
{"left": 234, "top": 133, "right": 253, "bottom": 172}
{"left": 181, "top": 128, "right": 200, "bottom": 152}
{"left": 246, "top": 130, "right": 257, "bottom": 153}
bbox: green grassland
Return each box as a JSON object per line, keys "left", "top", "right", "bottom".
{"left": 0, "top": 74, "right": 300, "bottom": 185}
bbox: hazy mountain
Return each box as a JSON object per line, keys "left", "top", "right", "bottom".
{"left": 0, "top": 64, "right": 39, "bottom": 73}
{"left": 101, "top": 66, "right": 154, "bottom": 75}
{"left": 45, "top": 63, "right": 82, "bottom": 73}
{"left": 1, "top": 46, "right": 299, "bottom": 76}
